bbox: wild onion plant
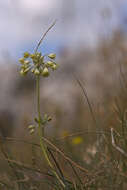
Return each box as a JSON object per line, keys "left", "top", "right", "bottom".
{"left": 19, "top": 22, "right": 65, "bottom": 189}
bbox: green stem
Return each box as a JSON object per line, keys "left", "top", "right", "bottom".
{"left": 36, "top": 76, "right": 65, "bottom": 189}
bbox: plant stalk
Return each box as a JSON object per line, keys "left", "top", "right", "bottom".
{"left": 36, "top": 76, "right": 65, "bottom": 189}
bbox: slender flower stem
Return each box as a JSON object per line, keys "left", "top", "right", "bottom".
{"left": 36, "top": 76, "right": 65, "bottom": 189}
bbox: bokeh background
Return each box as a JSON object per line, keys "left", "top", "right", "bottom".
{"left": 1, "top": 1, "right": 127, "bottom": 188}
{"left": 0, "top": 0, "right": 127, "bottom": 137}
{"left": 0, "top": 0, "right": 127, "bottom": 56}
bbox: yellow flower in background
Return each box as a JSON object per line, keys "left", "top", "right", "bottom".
{"left": 72, "top": 136, "right": 83, "bottom": 145}
{"left": 61, "top": 130, "right": 69, "bottom": 138}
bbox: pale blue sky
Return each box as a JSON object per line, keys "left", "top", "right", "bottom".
{"left": 0, "top": 0, "right": 126, "bottom": 59}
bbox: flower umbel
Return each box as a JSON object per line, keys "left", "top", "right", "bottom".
{"left": 19, "top": 52, "right": 58, "bottom": 77}
{"left": 18, "top": 21, "right": 66, "bottom": 188}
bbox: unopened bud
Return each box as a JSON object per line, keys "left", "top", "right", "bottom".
{"left": 47, "top": 116, "right": 52, "bottom": 122}
{"left": 24, "top": 52, "right": 30, "bottom": 58}
{"left": 20, "top": 69, "right": 26, "bottom": 76}
{"left": 19, "top": 58, "right": 25, "bottom": 64}
{"left": 24, "top": 60, "right": 30, "bottom": 65}
{"left": 24, "top": 67, "right": 30, "bottom": 73}
{"left": 42, "top": 67, "right": 49, "bottom": 77}
{"left": 52, "top": 64, "right": 58, "bottom": 70}
{"left": 48, "top": 53, "right": 56, "bottom": 59}
{"left": 30, "top": 129, "right": 35, "bottom": 134}
{"left": 30, "top": 54, "right": 36, "bottom": 59}
{"left": 46, "top": 61, "right": 54, "bottom": 67}
{"left": 40, "top": 56, "right": 44, "bottom": 63}
{"left": 28, "top": 125, "right": 35, "bottom": 129}
{"left": 34, "top": 68, "right": 40, "bottom": 75}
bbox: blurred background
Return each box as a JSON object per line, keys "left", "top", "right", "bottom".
{"left": 0, "top": 0, "right": 127, "bottom": 161}
{"left": 1, "top": 0, "right": 127, "bottom": 188}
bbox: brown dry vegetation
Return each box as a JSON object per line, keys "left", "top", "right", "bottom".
{"left": 0, "top": 30, "right": 127, "bottom": 189}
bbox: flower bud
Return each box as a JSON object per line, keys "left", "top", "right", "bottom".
{"left": 24, "top": 60, "right": 30, "bottom": 65}
{"left": 30, "top": 54, "right": 36, "bottom": 59}
{"left": 42, "top": 67, "right": 49, "bottom": 77}
{"left": 46, "top": 61, "right": 54, "bottom": 67}
{"left": 20, "top": 69, "right": 26, "bottom": 76}
{"left": 47, "top": 116, "right": 52, "bottom": 122}
{"left": 24, "top": 52, "right": 30, "bottom": 58}
{"left": 28, "top": 125, "right": 35, "bottom": 129}
{"left": 30, "top": 129, "right": 35, "bottom": 135}
{"left": 52, "top": 64, "right": 58, "bottom": 70}
{"left": 34, "top": 68, "right": 40, "bottom": 75}
{"left": 43, "top": 114, "right": 48, "bottom": 120}
{"left": 19, "top": 58, "right": 25, "bottom": 64}
{"left": 40, "top": 56, "right": 44, "bottom": 63}
{"left": 24, "top": 67, "right": 30, "bottom": 73}
{"left": 48, "top": 53, "right": 56, "bottom": 59}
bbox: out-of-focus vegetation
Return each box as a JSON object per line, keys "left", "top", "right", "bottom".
{"left": 1, "top": 29, "right": 127, "bottom": 189}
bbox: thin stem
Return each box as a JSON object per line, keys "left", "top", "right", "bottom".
{"left": 42, "top": 137, "right": 89, "bottom": 174}
{"left": 36, "top": 76, "right": 65, "bottom": 189}
{"left": 36, "top": 75, "right": 44, "bottom": 135}
{"left": 35, "top": 20, "right": 57, "bottom": 53}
